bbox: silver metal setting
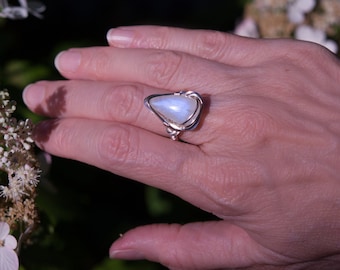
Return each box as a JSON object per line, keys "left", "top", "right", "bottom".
{"left": 144, "top": 90, "right": 203, "bottom": 141}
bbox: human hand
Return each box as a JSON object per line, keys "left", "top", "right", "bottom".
{"left": 23, "top": 26, "right": 340, "bottom": 269}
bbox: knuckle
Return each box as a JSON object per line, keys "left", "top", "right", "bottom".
{"left": 145, "top": 50, "right": 183, "bottom": 88}
{"left": 98, "top": 125, "right": 139, "bottom": 166}
{"left": 238, "top": 111, "right": 273, "bottom": 142}
{"left": 196, "top": 30, "right": 229, "bottom": 60}
{"left": 138, "top": 26, "right": 172, "bottom": 49}
{"left": 224, "top": 97, "right": 277, "bottom": 143}
{"left": 284, "top": 40, "right": 333, "bottom": 67}
{"left": 298, "top": 41, "right": 329, "bottom": 56}
{"left": 102, "top": 85, "right": 144, "bottom": 124}
{"left": 90, "top": 49, "right": 112, "bottom": 80}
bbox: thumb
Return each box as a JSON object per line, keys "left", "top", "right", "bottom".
{"left": 109, "top": 221, "right": 284, "bottom": 269}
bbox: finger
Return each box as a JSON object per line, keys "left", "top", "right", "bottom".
{"left": 33, "top": 118, "right": 219, "bottom": 208}
{"left": 109, "top": 222, "right": 287, "bottom": 269}
{"left": 23, "top": 80, "right": 168, "bottom": 135}
{"left": 53, "top": 46, "right": 240, "bottom": 94}
{"left": 106, "top": 25, "right": 283, "bottom": 65}
{"left": 23, "top": 80, "right": 216, "bottom": 143}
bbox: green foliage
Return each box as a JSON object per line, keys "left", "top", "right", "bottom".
{"left": 93, "top": 258, "right": 162, "bottom": 270}
{"left": 145, "top": 186, "right": 173, "bottom": 217}
{"left": 4, "top": 60, "right": 50, "bottom": 89}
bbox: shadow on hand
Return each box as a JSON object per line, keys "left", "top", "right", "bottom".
{"left": 33, "top": 85, "right": 67, "bottom": 145}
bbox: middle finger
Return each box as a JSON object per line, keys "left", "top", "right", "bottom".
{"left": 54, "top": 46, "right": 240, "bottom": 94}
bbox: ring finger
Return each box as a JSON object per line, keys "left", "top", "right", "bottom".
{"left": 23, "top": 80, "right": 212, "bottom": 143}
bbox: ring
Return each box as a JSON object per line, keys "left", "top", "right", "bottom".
{"left": 144, "top": 90, "right": 203, "bottom": 141}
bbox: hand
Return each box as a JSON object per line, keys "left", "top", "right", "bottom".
{"left": 23, "top": 26, "right": 340, "bottom": 269}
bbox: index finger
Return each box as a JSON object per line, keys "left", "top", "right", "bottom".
{"left": 106, "top": 25, "right": 286, "bottom": 65}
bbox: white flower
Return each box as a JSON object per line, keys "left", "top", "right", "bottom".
{"left": 0, "top": 6, "right": 28, "bottom": 19}
{"left": 295, "top": 24, "right": 338, "bottom": 53}
{"left": 234, "top": 18, "right": 259, "bottom": 38}
{"left": 0, "top": 222, "right": 19, "bottom": 270}
{"left": 0, "top": 0, "right": 28, "bottom": 19}
{"left": 287, "top": 0, "right": 316, "bottom": 24}
{"left": 0, "top": 0, "right": 45, "bottom": 19}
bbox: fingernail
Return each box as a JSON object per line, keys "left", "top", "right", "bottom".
{"left": 107, "top": 28, "right": 134, "bottom": 47}
{"left": 54, "top": 50, "right": 81, "bottom": 73}
{"left": 109, "top": 249, "right": 145, "bottom": 260}
{"left": 23, "top": 83, "right": 45, "bottom": 109}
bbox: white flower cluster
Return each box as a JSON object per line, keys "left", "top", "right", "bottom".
{"left": 290, "top": 0, "right": 338, "bottom": 53}
{"left": 0, "top": 90, "right": 40, "bottom": 202}
{"left": 0, "top": 0, "right": 45, "bottom": 19}
{"left": 234, "top": 0, "right": 339, "bottom": 53}
{"left": 0, "top": 90, "right": 40, "bottom": 270}
{"left": 0, "top": 165, "right": 39, "bottom": 201}
{"left": 287, "top": 0, "right": 315, "bottom": 23}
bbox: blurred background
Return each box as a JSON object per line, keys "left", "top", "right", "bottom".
{"left": 0, "top": 1, "right": 245, "bottom": 269}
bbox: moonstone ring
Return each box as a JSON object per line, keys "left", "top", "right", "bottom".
{"left": 144, "top": 90, "right": 203, "bottom": 141}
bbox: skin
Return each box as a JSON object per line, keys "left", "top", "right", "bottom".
{"left": 23, "top": 26, "right": 340, "bottom": 269}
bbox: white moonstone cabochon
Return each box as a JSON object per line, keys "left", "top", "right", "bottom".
{"left": 149, "top": 95, "right": 197, "bottom": 124}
